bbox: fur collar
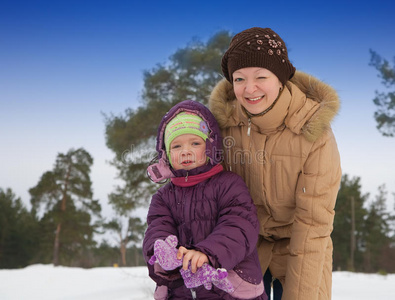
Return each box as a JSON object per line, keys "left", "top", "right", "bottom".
{"left": 208, "top": 71, "right": 340, "bottom": 142}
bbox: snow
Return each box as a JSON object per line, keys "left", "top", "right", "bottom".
{"left": 0, "top": 264, "right": 394, "bottom": 299}
{"left": 0, "top": 265, "right": 155, "bottom": 300}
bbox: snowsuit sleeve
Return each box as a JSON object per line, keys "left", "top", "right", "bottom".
{"left": 284, "top": 129, "right": 341, "bottom": 299}
{"left": 142, "top": 187, "right": 182, "bottom": 288}
{"left": 194, "top": 172, "right": 260, "bottom": 270}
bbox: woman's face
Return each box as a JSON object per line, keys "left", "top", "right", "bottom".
{"left": 232, "top": 67, "right": 283, "bottom": 115}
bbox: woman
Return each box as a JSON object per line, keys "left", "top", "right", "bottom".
{"left": 209, "top": 27, "right": 341, "bottom": 300}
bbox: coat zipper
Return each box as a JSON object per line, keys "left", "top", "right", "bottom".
{"left": 247, "top": 117, "right": 251, "bottom": 137}
{"left": 190, "top": 288, "right": 197, "bottom": 299}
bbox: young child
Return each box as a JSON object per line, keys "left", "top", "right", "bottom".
{"left": 143, "top": 100, "right": 266, "bottom": 300}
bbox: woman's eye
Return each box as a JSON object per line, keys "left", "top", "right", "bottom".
{"left": 234, "top": 77, "right": 243, "bottom": 82}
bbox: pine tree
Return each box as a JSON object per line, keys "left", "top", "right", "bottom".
{"left": 29, "top": 148, "right": 101, "bottom": 266}
{"left": 0, "top": 188, "right": 38, "bottom": 268}
{"left": 369, "top": 50, "right": 395, "bottom": 137}
{"left": 104, "top": 30, "right": 232, "bottom": 216}
{"left": 362, "top": 185, "right": 392, "bottom": 272}
{"left": 103, "top": 217, "right": 145, "bottom": 266}
{"left": 332, "top": 174, "right": 368, "bottom": 271}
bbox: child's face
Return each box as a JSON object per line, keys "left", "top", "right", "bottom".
{"left": 169, "top": 134, "right": 207, "bottom": 170}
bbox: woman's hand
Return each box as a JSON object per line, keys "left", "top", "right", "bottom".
{"left": 177, "top": 246, "right": 208, "bottom": 273}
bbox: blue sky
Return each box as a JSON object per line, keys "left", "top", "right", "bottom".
{"left": 1, "top": 0, "right": 395, "bottom": 219}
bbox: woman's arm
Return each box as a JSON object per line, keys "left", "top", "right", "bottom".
{"left": 284, "top": 129, "right": 341, "bottom": 299}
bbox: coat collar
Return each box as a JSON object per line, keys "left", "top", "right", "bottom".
{"left": 236, "top": 87, "right": 291, "bottom": 136}
{"left": 171, "top": 164, "right": 223, "bottom": 187}
{"left": 209, "top": 71, "right": 340, "bottom": 142}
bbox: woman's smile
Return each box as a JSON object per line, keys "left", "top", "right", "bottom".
{"left": 233, "top": 67, "right": 282, "bottom": 115}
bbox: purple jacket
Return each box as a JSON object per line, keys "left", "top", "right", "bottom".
{"left": 143, "top": 101, "right": 266, "bottom": 300}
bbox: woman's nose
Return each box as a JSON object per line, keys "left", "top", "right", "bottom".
{"left": 245, "top": 80, "right": 257, "bottom": 94}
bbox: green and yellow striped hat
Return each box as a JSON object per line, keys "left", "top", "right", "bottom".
{"left": 164, "top": 112, "right": 209, "bottom": 165}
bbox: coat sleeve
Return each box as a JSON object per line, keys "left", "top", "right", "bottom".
{"left": 142, "top": 188, "right": 182, "bottom": 287}
{"left": 283, "top": 129, "right": 341, "bottom": 299}
{"left": 194, "top": 173, "right": 260, "bottom": 271}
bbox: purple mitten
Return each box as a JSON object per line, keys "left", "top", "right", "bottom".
{"left": 180, "top": 263, "right": 234, "bottom": 293}
{"left": 149, "top": 235, "right": 182, "bottom": 270}
{"left": 212, "top": 269, "right": 235, "bottom": 293}
{"left": 149, "top": 235, "right": 234, "bottom": 294}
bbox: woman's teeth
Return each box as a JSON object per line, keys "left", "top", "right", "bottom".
{"left": 248, "top": 96, "right": 263, "bottom": 101}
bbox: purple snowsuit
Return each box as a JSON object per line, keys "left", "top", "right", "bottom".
{"left": 143, "top": 100, "right": 266, "bottom": 300}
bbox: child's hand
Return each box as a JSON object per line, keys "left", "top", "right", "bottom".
{"left": 177, "top": 246, "right": 208, "bottom": 273}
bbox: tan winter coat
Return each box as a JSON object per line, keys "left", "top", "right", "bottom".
{"left": 209, "top": 71, "right": 341, "bottom": 300}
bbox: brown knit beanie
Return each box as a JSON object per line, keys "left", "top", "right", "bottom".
{"left": 222, "top": 27, "right": 296, "bottom": 84}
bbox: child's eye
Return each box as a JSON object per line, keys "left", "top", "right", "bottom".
{"left": 192, "top": 142, "right": 202, "bottom": 146}
{"left": 171, "top": 144, "right": 180, "bottom": 149}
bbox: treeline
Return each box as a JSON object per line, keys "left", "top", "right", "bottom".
{"left": 0, "top": 148, "right": 146, "bottom": 269}
{"left": 1, "top": 156, "right": 394, "bottom": 273}
{"left": 332, "top": 175, "right": 395, "bottom": 273}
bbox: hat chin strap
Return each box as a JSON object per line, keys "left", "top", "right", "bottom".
{"left": 243, "top": 86, "right": 283, "bottom": 117}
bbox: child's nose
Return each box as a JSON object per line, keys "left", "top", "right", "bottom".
{"left": 180, "top": 147, "right": 192, "bottom": 155}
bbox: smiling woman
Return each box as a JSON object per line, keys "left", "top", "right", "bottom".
{"left": 209, "top": 27, "right": 342, "bottom": 300}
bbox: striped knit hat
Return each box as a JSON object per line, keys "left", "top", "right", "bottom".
{"left": 164, "top": 112, "right": 209, "bottom": 165}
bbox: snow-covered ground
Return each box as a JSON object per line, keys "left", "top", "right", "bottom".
{"left": 0, "top": 264, "right": 394, "bottom": 299}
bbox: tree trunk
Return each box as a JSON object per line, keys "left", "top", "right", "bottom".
{"left": 53, "top": 162, "right": 71, "bottom": 266}
{"left": 53, "top": 223, "right": 61, "bottom": 266}
{"left": 350, "top": 196, "right": 355, "bottom": 271}
{"left": 120, "top": 241, "right": 127, "bottom": 266}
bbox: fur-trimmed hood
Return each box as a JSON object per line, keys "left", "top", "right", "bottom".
{"left": 209, "top": 71, "right": 340, "bottom": 142}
